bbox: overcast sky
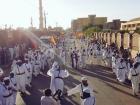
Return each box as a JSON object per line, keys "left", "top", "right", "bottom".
{"left": 0, "top": 0, "right": 139, "bottom": 29}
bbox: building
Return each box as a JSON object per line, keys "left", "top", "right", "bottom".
{"left": 103, "top": 19, "right": 126, "bottom": 31}
{"left": 71, "top": 15, "right": 107, "bottom": 32}
{"left": 121, "top": 17, "right": 140, "bottom": 30}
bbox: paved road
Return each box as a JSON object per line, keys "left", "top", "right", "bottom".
{"left": 16, "top": 39, "right": 140, "bottom": 105}
{"left": 16, "top": 58, "right": 140, "bottom": 105}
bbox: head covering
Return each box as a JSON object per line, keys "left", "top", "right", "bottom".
{"left": 81, "top": 77, "right": 88, "bottom": 81}
{"left": 3, "top": 77, "right": 9, "bottom": 81}
{"left": 24, "top": 58, "right": 29, "bottom": 61}
{"left": 83, "top": 88, "right": 90, "bottom": 93}
{"left": 0, "top": 68, "right": 4, "bottom": 77}
{"left": 17, "top": 60, "right": 22, "bottom": 63}
{"left": 52, "top": 61, "right": 59, "bottom": 70}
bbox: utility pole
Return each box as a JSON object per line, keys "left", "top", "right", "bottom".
{"left": 39, "top": 0, "right": 44, "bottom": 30}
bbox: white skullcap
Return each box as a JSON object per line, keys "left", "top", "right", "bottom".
{"left": 83, "top": 88, "right": 90, "bottom": 93}
{"left": 0, "top": 68, "right": 3, "bottom": 77}
{"left": 81, "top": 77, "right": 88, "bottom": 81}
{"left": 24, "top": 58, "right": 29, "bottom": 61}
{"left": 17, "top": 60, "right": 22, "bottom": 63}
{"left": 4, "top": 77, "right": 9, "bottom": 80}
{"left": 52, "top": 61, "right": 59, "bottom": 68}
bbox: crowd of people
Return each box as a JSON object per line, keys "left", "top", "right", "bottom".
{"left": 0, "top": 43, "right": 27, "bottom": 66}
{"left": 0, "top": 45, "right": 55, "bottom": 105}
{"left": 0, "top": 36, "right": 140, "bottom": 105}
{"left": 0, "top": 41, "right": 96, "bottom": 105}
{"left": 68, "top": 38, "right": 140, "bottom": 97}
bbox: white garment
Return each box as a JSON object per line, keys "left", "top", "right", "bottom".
{"left": 112, "top": 56, "right": 116, "bottom": 73}
{"left": 128, "top": 68, "right": 140, "bottom": 94}
{"left": 9, "top": 48, "right": 14, "bottom": 60}
{"left": 9, "top": 77, "right": 17, "bottom": 104}
{"left": 11, "top": 60, "right": 17, "bottom": 71}
{"left": 2, "top": 84, "right": 15, "bottom": 105}
{"left": 0, "top": 83, "right": 3, "bottom": 105}
{"left": 12, "top": 65, "right": 26, "bottom": 92}
{"left": 60, "top": 51, "right": 66, "bottom": 64}
{"left": 23, "top": 63, "right": 33, "bottom": 86}
{"left": 33, "top": 60, "right": 41, "bottom": 77}
{"left": 68, "top": 84, "right": 95, "bottom": 105}
{"left": 47, "top": 68, "right": 69, "bottom": 94}
{"left": 116, "top": 61, "right": 127, "bottom": 82}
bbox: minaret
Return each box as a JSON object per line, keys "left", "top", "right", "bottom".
{"left": 39, "top": 0, "right": 44, "bottom": 30}
{"left": 31, "top": 17, "right": 33, "bottom": 27}
{"left": 44, "top": 11, "right": 46, "bottom": 29}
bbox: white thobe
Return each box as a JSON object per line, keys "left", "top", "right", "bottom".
{"left": 23, "top": 63, "right": 33, "bottom": 86}
{"left": 60, "top": 51, "right": 66, "bottom": 65}
{"left": 12, "top": 65, "right": 26, "bottom": 92}
{"left": 128, "top": 68, "right": 140, "bottom": 94}
{"left": 47, "top": 69, "right": 69, "bottom": 94}
{"left": 116, "top": 61, "right": 127, "bottom": 82}
{"left": 40, "top": 54, "right": 46, "bottom": 70}
{"left": 2, "top": 84, "right": 15, "bottom": 105}
{"left": 15, "top": 45, "right": 19, "bottom": 58}
{"left": 68, "top": 84, "right": 95, "bottom": 105}
{"left": 9, "top": 77, "right": 17, "bottom": 104}
{"left": 112, "top": 56, "right": 116, "bottom": 73}
{"left": 33, "top": 60, "right": 41, "bottom": 77}
{"left": 0, "top": 83, "right": 3, "bottom": 105}
{"left": 9, "top": 48, "right": 14, "bottom": 60}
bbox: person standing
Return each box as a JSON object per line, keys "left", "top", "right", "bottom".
{"left": 2, "top": 77, "right": 16, "bottom": 105}
{"left": 9, "top": 72, "right": 17, "bottom": 104}
{"left": 116, "top": 58, "right": 127, "bottom": 83}
{"left": 23, "top": 58, "right": 33, "bottom": 87}
{"left": 47, "top": 61, "right": 69, "bottom": 99}
{"left": 128, "top": 63, "right": 140, "bottom": 96}
{"left": 67, "top": 77, "right": 95, "bottom": 105}
{"left": 12, "top": 60, "right": 27, "bottom": 94}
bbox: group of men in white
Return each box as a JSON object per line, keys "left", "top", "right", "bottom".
{"left": 68, "top": 40, "right": 102, "bottom": 69}
{"left": 0, "top": 44, "right": 96, "bottom": 105}
{"left": 40, "top": 60, "right": 95, "bottom": 105}
{"left": 111, "top": 52, "right": 140, "bottom": 96}
{"left": 0, "top": 47, "right": 54, "bottom": 105}
{"left": 68, "top": 38, "right": 140, "bottom": 97}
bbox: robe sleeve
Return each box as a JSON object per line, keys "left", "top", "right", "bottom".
{"left": 67, "top": 85, "right": 81, "bottom": 96}
{"left": 47, "top": 69, "right": 54, "bottom": 76}
{"left": 63, "top": 70, "right": 69, "bottom": 78}
{"left": 128, "top": 69, "right": 132, "bottom": 80}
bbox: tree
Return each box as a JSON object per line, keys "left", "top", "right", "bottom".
{"left": 83, "top": 26, "right": 102, "bottom": 37}
{"left": 135, "top": 28, "right": 140, "bottom": 34}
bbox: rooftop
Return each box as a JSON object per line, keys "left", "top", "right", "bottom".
{"left": 129, "top": 17, "right": 140, "bottom": 22}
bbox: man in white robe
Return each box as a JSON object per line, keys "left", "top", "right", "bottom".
{"left": 60, "top": 49, "right": 66, "bottom": 65}
{"left": 33, "top": 56, "right": 41, "bottom": 77}
{"left": 67, "top": 77, "right": 95, "bottom": 105}
{"left": 12, "top": 60, "right": 27, "bottom": 94}
{"left": 2, "top": 77, "right": 16, "bottom": 105}
{"left": 23, "top": 58, "right": 33, "bottom": 87}
{"left": 128, "top": 62, "right": 140, "bottom": 96}
{"left": 40, "top": 52, "right": 46, "bottom": 71}
{"left": 9, "top": 47, "right": 14, "bottom": 61}
{"left": 0, "top": 71, "right": 4, "bottom": 105}
{"left": 81, "top": 49, "right": 86, "bottom": 68}
{"left": 9, "top": 72, "right": 17, "bottom": 104}
{"left": 47, "top": 61, "right": 69, "bottom": 99}
{"left": 116, "top": 58, "right": 127, "bottom": 83}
